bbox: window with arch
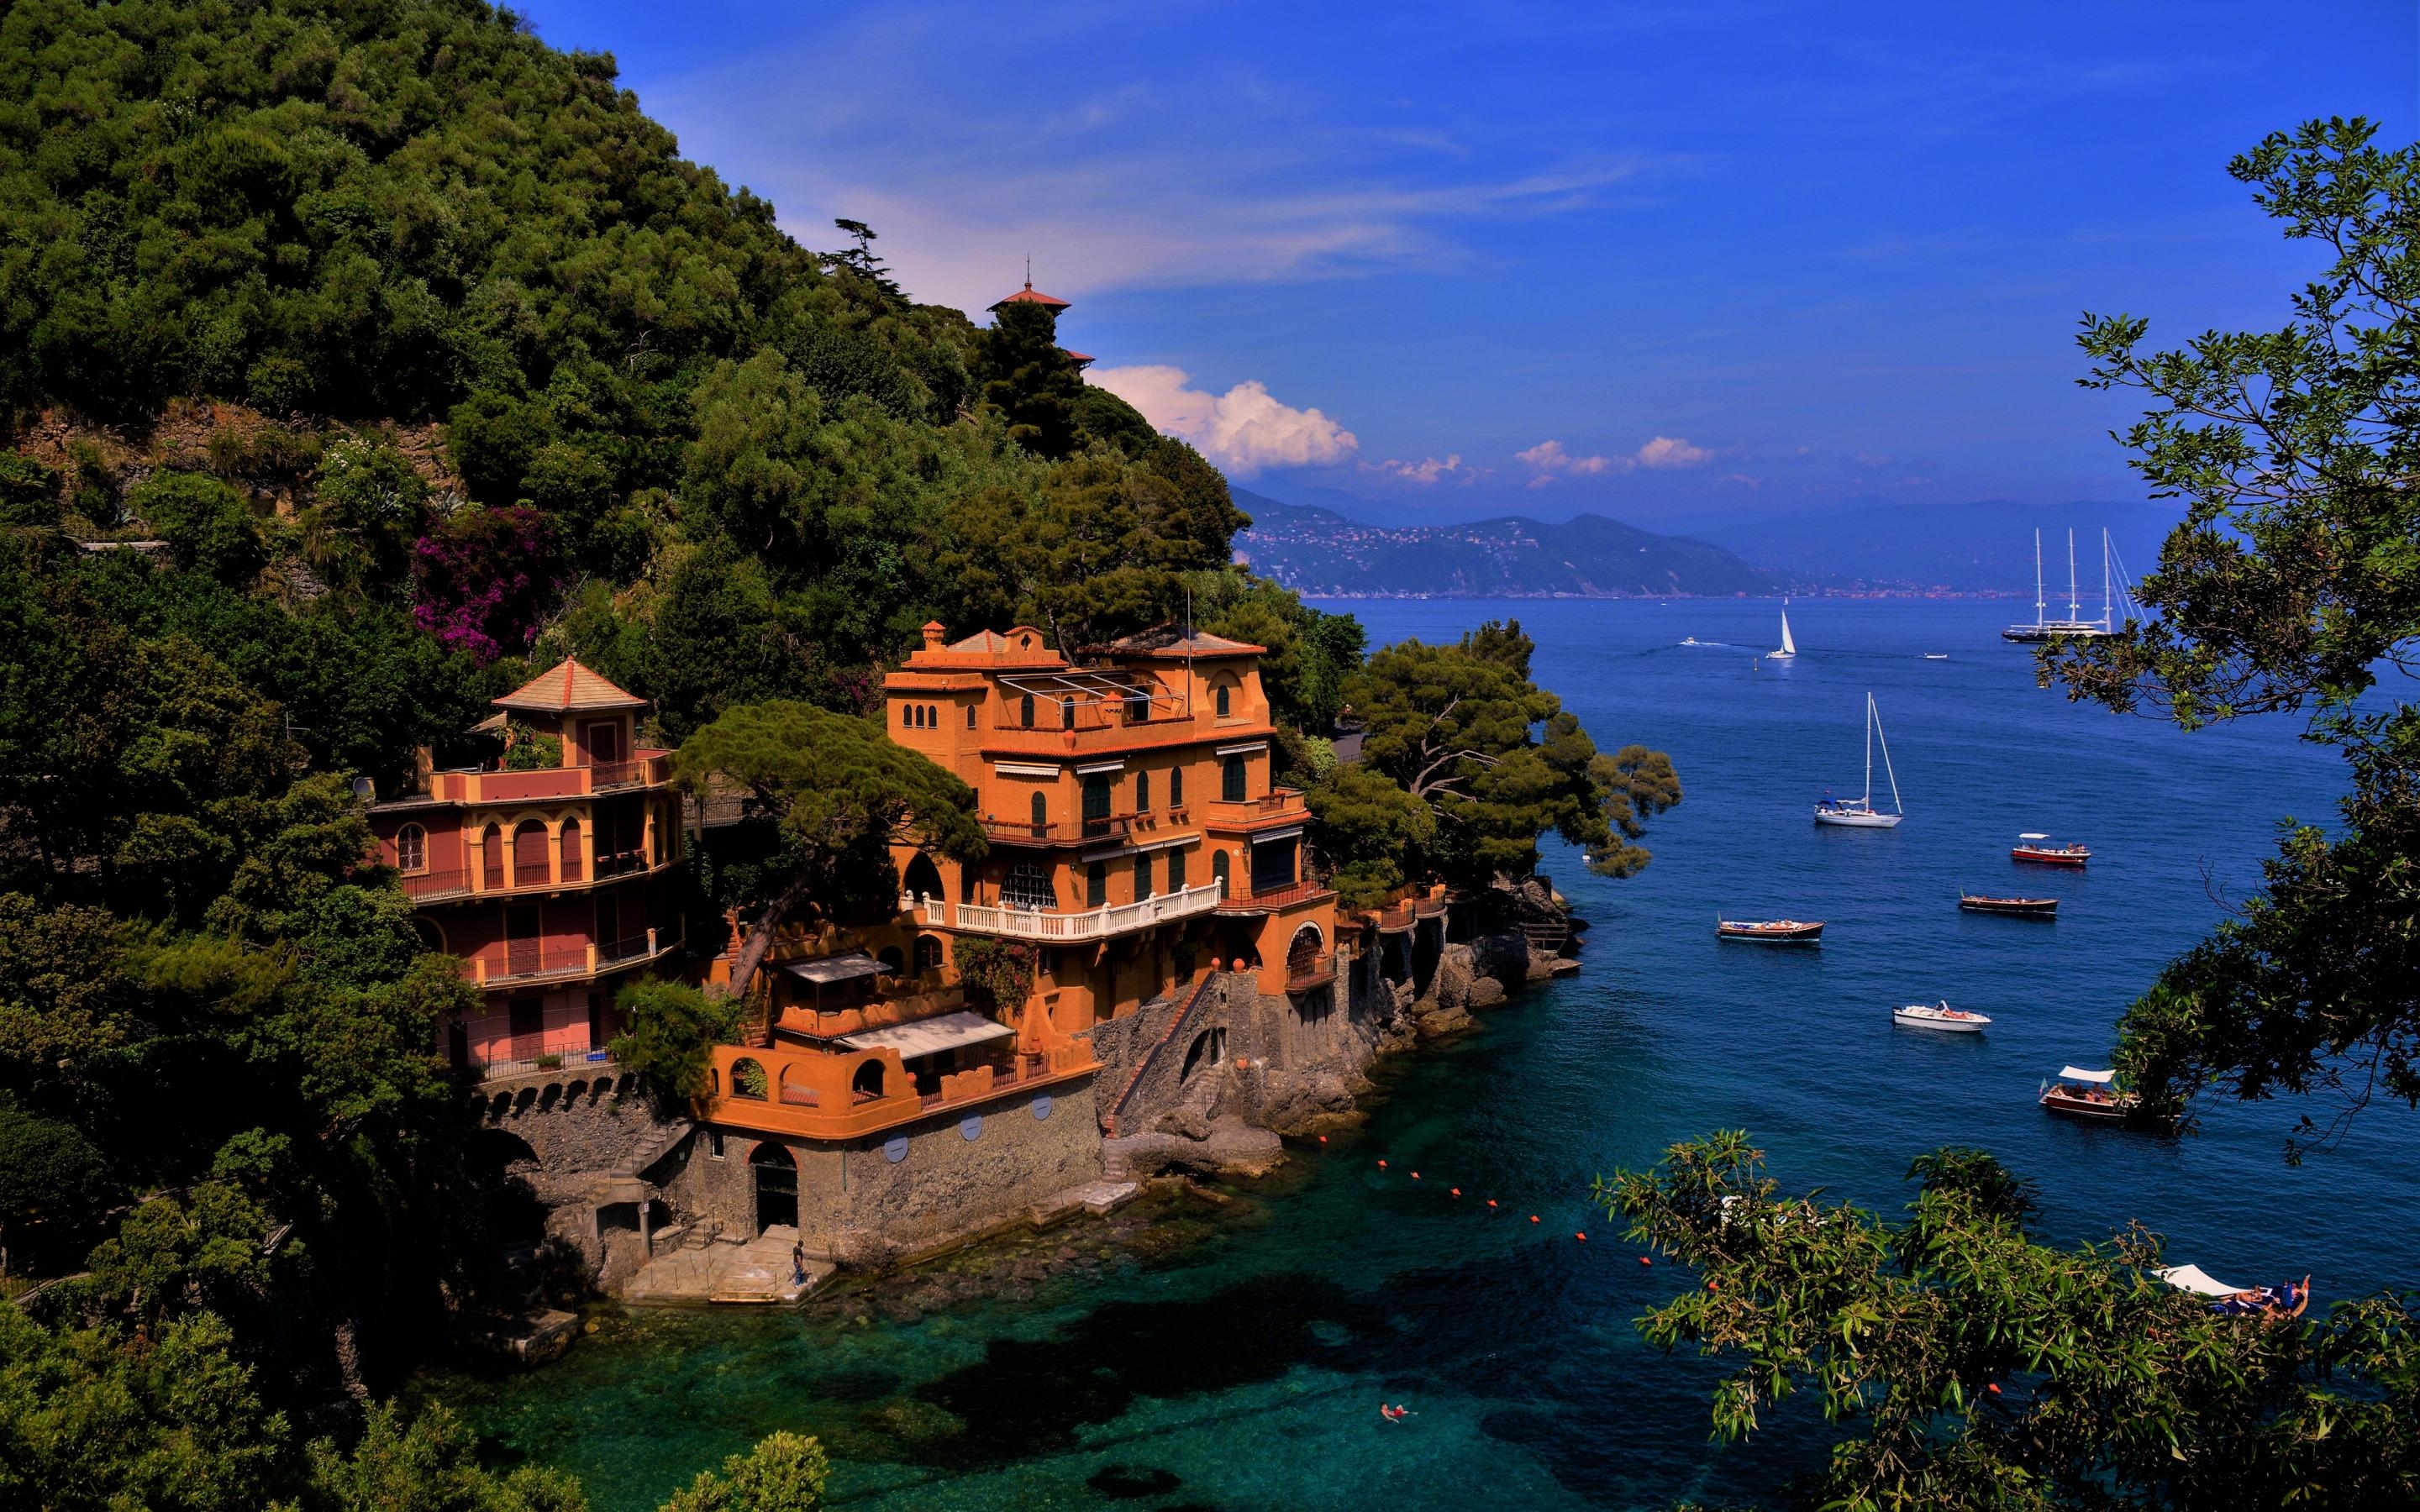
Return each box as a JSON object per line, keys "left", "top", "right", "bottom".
{"left": 1135, "top": 769, "right": 1151, "bottom": 811}
{"left": 1223, "top": 754, "right": 1247, "bottom": 802}
{"left": 1212, "top": 850, "right": 1230, "bottom": 897}
{"left": 1170, "top": 765, "right": 1184, "bottom": 808}
{"left": 902, "top": 703, "right": 916, "bottom": 727}
{"left": 927, "top": 705, "right": 939, "bottom": 727}
{"left": 877, "top": 944, "right": 905, "bottom": 976}
{"left": 851, "top": 1059, "right": 886, "bottom": 1100}
{"left": 513, "top": 820, "right": 550, "bottom": 887}
{"left": 1086, "top": 860, "right": 1107, "bottom": 909}
{"left": 1214, "top": 681, "right": 1233, "bottom": 717}
{"left": 729, "top": 1058, "right": 768, "bottom": 1100}
{"left": 1059, "top": 696, "right": 1076, "bottom": 731}
{"left": 481, "top": 823, "right": 505, "bottom": 890}
{"left": 559, "top": 817, "right": 583, "bottom": 883}
{"left": 913, "top": 934, "right": 944, "bottom": 975}
{"left": 965, "top": 705, "right": 976, "bottom": 729}
{"left": 1029, "top": 790, "right": 1049, "bottom": 833}
{"left": 1169, "top": 846, "right": 1188, "bottom": 891}
{"left": 1002, "top": 861, "right": 1052, "bottom": 911}
{"left": 1133, "top": 851, "right": 1153, "bottom": 900}
{"left": 1020, "top": 692, "right": 1036, "bottom": 728}
{"left": 395, "top": 824, "right": 427, "bottom": 872}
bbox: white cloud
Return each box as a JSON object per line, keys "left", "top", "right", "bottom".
{"left": 1637, "top": 435, "right": 1712, "bottom": 469}
{"left": 1516, "top": 438, "right": 1619, "bottom": 486}
{"left": 1362, "top": 454, "right": 1468, "bottom": 485}
{"left": 1089, "top": 365, "right": 1359, "bottom": 477}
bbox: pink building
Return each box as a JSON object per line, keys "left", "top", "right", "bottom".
{"left": 368, "top": 659, "right": 686, "bottom": 1074}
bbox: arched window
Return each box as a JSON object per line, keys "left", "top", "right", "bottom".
{"left": 1060, "top": 697, "right": 1076, "bottom": 731}
{"left": 1168, "top": 847, "right": 1187, "bottom": 892}
{"left": 903, "top": 853, "right": 944, "bottom": 901}
{"left": 1213, "top": 850, "right": 1230, "bottom": 897}
{"left": 851, "top": 1059, "right": 886, "bottom": 1100}
{"left": 481, "top": 823, "right": 505, "bottom": 890}
{"left": 877, "top": 945, "right": 905, "bottom": 976}
{"left": 1215, "top": 682, "right": 1232, "bottom": 717}
{"left": 1020, "top": 692, "right": 1035, "bottom": 728}
{"left": 559, "top": 817, "right": 583, "bottom": 883}
{"left": 902, "top": 703, "right": 915, "bottom": 727}
{"left": 1170, "top": 766, "right": 1184, "bottom": 808}
{"left": 1086, "top": 861, "right": 1107, "bottom": 909}
{"left": 779, "top": 1066, "right": 819, "bottom": 1105}
{"left": 1223, "top": 754, "right": 1247, "bottom": 802}
{"left": 396, "top": 824, "right": 426, "bottom": 873}
{"left": 1133, "top": 851, "right": 1153, "bottom": 900}
{"left": 1181, "top": 1026, "right": 1227, "bottom": 1084}
{"left": 1135, "top": 770, "right": 1151, "bottom": 811}
{"left": 1003, "top": 861, "right": 1051, "bottom": 910}
{"left": 730, "top": 1058, "right": 768, "bottom": 1100}
{"left": 965, "top": 705, "right": 976, "bottom": 729}
{"left": 513, "top": 820, "right": 550, "bottom": 887}
{"left": 1029, "top": 790, "right": 1049, "bottom": 834}
{"left": 913, "top": 934, "right": 944, "bottom": 974}
{"left": 1287, "top": 924, "right": 1324, "bottom": 980}
{"left": 926, "top": 705, "right": 939, "bottom": 727}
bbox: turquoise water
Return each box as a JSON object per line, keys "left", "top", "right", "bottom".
{"left": 448, "top": 598, "right": 2416, "bottom": 1509}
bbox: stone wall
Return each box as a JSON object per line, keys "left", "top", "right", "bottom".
{"left": 463, "top": 1066, "right": 690, "bottom": 1294}
{"left": 660, "top": 1076, "right": 1105, "bottom": 1268}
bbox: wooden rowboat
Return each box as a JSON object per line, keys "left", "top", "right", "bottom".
{"left": 1960, "top": 893, "right": 2056, "bottom": 916}
{"left": 1717, "top": 917, "right": 1823, "bottom": 943}
{"left": 2039, "top": 1066, "right": 2138, "bottom": 1121}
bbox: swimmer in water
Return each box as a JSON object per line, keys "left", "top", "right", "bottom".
{"left": 1380, "top": 1403, "right": 1413, "bottom": 1422}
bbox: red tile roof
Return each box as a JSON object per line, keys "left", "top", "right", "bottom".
{"left": 492, "top": 657, "right": 646, "bottom": 713}
{"left": 990, "top": 282, "right": 1071, "bottom": 312}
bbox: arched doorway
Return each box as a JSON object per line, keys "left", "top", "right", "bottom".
{"left": 902, "top": 853, "right": 944, "bottom": 902}
{"left": 513, "top": 820, "right": 550, "bottom": 887}
{"left": 1212, "top": 850, "right": 1230, "bottom": 899}
{"left": 851, "top": 1059, "right": 886, "bottom": 1101}
{"left": 1286, "top": 923, "right": 1324, "bottom": 981}
{"left": 749, "top": 1142, "right": 797, "bottom": 1233}
{"left": 1181, "top": 1026, "right": 1227, "bottom": 1084}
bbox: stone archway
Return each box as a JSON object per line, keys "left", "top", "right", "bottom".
{"left": 748, "top": 1142, "right": 797, "bottom": 1233}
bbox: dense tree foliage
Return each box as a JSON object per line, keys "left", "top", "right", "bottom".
{"left": 1604, "top": 1131, "right": 2420, "bottom": 1510}
{"left": 1315, "top": 621, "right": 1680, "bottom": 888}
{"left": 674, "top": 701, "right": 986, "bottom": 1003}
{"left": 2044, "top": 119, "right": 2420, "bottom": 1156}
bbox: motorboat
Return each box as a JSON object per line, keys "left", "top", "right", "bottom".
{"left": 1893, "top": 1000, "right": 1990, "bottom": 1032}
{"left": 2039, "top": 1065, "right": 2138, "bottom": 1120}
{"left": 2159, "top": 1264, "right": 2312, "bottom": 1320}
{"left": 2012, "top": 833, "right": 2091, "bottom": 866}
{"left": 1923, "top": 653, "right": 1949, "bottom": 660}
{"left": 1717, "top": 917, "right": 1823, "bottom": 943}
{"left": 1960, "top": 893, "right": 2056, "bottom": 916}
{"left": 1813, "top": 692, "right": 1904, "bottom": 828}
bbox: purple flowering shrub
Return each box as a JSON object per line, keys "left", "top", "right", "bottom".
{"left": 411, "top": 507, "right": 559, "bottom": 664}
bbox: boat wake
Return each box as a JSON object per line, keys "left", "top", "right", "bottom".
{"left": 1676, "top": 638, "right": 1731, "bottom": 648}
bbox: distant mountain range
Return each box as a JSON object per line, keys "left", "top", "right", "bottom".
{"left": 1696, "top": 500, "right": 2181, "bottom": 596}
{"left": 1229, "top": 486, "right": 2183, "bottom": 598}
{"left": 1231, "top": 493, "right": 1773, "bottom": 598}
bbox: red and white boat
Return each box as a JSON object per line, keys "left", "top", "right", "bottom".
{"left": 2012, "top": 832, "right": 2091, "bottom": 867}
{"left": 1717, "top": 916, "right": 1823, "bottom": 943}
{"left": 2039, "top": 1065, "right": 2139, "bottom": 1121}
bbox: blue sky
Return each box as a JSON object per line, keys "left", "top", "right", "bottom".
{"left": 517, "top": 0, "right": 2414, "bottom": 525}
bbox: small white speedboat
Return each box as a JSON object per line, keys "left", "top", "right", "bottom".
{"left": 1893, "top": 1000, "right": 1990, "bottom": 1032}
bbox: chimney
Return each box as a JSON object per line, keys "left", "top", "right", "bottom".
{"left": 921, "top": 620, "right": 947, "bottom": 652}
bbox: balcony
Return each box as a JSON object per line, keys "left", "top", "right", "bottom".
{"left": 1216, "top": 878, "right": 1334, "bottom": 915}
{"left": 1203, "top": 787, "right": 1310, "bottom": 830}
{"left": 910, "top": 880, "right": 1224, "bottom": 942}
{"left": 984, "top": 701, "right": 1266, "bottom": 759}
{"left": 1284, "top": 950, "right": 1339, "bottom": 992}
{"left": 980, "top": 811, "right": 1145, "bottom": 848}
{"left": 378, "top": 750, "right": 675, "bottom": 810}
{"left": 702, "top": 1041, "right": 1097, "bottom": 1141}
{"left": 465, "top": 927, "right": 683, "bottom": 989}
{"left": 397, "top": 846, "right": 669, "bottom": 902}
{"left": 462, "top": 1027, "right": 617, "bottom": 1082}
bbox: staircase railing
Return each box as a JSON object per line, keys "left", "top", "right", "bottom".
{"left": 1102, "top": 970, "right": 1220, "bottom": 1138}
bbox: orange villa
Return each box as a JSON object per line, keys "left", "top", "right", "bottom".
{"left": 368, "top": 659, "right": 687, "bottom": 1074}
{"left": 683, "top": 621, "right": 1343, "bottom": 1252}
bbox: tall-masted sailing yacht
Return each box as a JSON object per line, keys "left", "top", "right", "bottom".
{"left": 2003, "top": 528, "right": 2133, "bottom": 643}
{"left": 1814, "top": 692, "right": 1904, "bottom": 827}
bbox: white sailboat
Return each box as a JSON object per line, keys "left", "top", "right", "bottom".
{"left": 2003, "top": 528, "right": 2135, "bottom": 643}
{"left": 1814, "top": 692, "right": 1903, "bottom": 828}
{"left": 1765, "top": 602, "right": 1797, "bottom": 661}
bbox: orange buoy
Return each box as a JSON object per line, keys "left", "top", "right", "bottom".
{"left": 1986, "top": 1383, "right": 2002, "bottom": 1395}
{"left": 1708, "top": 1278, "right": 1721, "bottom": 1291}
{"left": 1449, "top": 1188, "right": 1461, "bottom": 1197}
{"left": 1410, "top": 1172, "right": 1420, "bottom": 1180}
{"left": 1529, "top": 1215, "right": 1539, "bottom": 1224}
{"left": 1575, "top": 1232, "right": 1587, "bottom": 1242}
{"left": 1486, "top": 1200, "right": 1498, "bottom": 1209}
{"left": 1638, "top": 1257, "right": 1652, "bottom": 1266}
{"left": 1318, "top": 1135, "right": 1328, "bottom": 1143}
{"left": 1377, "top": 1159, "right": 1387, "bottom": 1168}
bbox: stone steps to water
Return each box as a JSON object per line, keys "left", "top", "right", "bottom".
{"left": 623, "top": 1222, "right": 833, "bottom": 1306}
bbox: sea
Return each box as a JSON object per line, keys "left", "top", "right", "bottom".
{"left": 444, "top": 597, "right": 2417, "bottom": 1510}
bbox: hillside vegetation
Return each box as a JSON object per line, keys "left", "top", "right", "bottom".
{"left": 0, "top": 3, "right": 1677, "bottom": 1504}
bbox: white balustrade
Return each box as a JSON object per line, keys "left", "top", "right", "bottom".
{"left": 902, "top": 880, "right": 1225, "bottom": 942}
